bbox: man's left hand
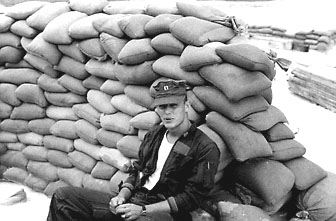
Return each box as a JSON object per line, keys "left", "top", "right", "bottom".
{"left": 116, "top": 203, "right": 143, "bottom": 221}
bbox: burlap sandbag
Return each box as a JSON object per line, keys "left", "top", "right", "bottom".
{"left": 83, "top": 174, "right": 111, "bottom": 194}
{"left": 259, "top": 87, "right": 273, "bottom": 104}
{"left": 44, "top": 92, "right": 86, "bottom": 107}
{"left": 27, "top": 161, "right": 58, "bottom": 182}
{"left": 43, "top": 135, "right": 74, "bottom": 153}
{"left": 0, "top": 131, "right": 18, "bottom": 143}
{"left": 215, "top": 43, "right": 276, "bottom": 80}
{"left": 55, "top": 56, "right": 89, "bottom": 80}
{"left": 169, "top": 16, "right": 235, "bottom": 46}
{"left": 10, "top": 103, "right": 45, "bottom": 120}
{"left": 3, "top": 167, "right": 29, "bottom": 184}
{"left": 15, "top": 83, "right": 47, "bottom": 107}
{"left": 193, "top": 86, "right": 269, "bottom": 121}
{"left": 103, "top": 2, "right": 145, "bottom": 15}
{"left": 26, "top": 33, "right": 62, "bottom": 65}
{"left": 72, "top": 103, "right": 101, "bottom": 128}
{"left": 206, "top": 111, "right": 272, "bottom": 161}
{"left": 176, "top": 1, "right": 227, "bottom": 21}
{"left": 24, "top": 174, "right": 48, "bottom": 192}
{"left": 83, "top": 76, "right": 105, "bottom": 90}
{"left": 263, "top": 123, "right": 295, "bottom": 142}
{"left": 99, "top": 146, "right": 132, "bottom": 172}
{"left": 153, "top": 55, "right": 206, "bottom": 85}
{"left": 75, "top": 119, "right": 99, "bottom": 145}
{"left": 284, "top": 157, "right": 327, "bottom": 190}
{"left": 18, "top": 132, "right": 43, "bottom": 146}
{"left": 57, "top": 74, "right": 88, "bottom": 96}
{"left": 5, "top": 143, "right": 26, "bottom": 151}
{"left": 68, "top": 150, "right": 97, "bottom": 173}
{"left": 268, "top": 139, "right": 306, "bottom": 161}
{"left": 57, "top": 167, "right": 85, "bottom": 187}
{"left": 85, "top": 59, "right": 117, "bottom": 80}
{"left": 47, "top": 150, "right": 73, "bottom": 168}
{"left": 10, "top": 20, "right": 38, "bottom": 38}
{"left": 47, "top": 106, "right": 79, "bottom": 121}
{"left": 49, "top": 120, "right": 78, "bottom": 139}
{"left": 26, "top": 2, "right": 70, "bottom": 31}
{"left": 0, "top": 119, "right": 29, "bottom": 133}
{"left": 100, "top": 112, "right": 137, "bottom": 135}
{"left": 115, "top": 60, "right": 159, "bottom": 85}
{"left": 0, "top": 46, "right": 25, "bottom": 65}
{"left": 0, "top": 32, "right": 21, "bottom": 48}
{"left": 111, "top": 94, "right": 148, "bottom": 117}
{"left": 22, "top": 145, "right": 48, "bottom": 162}
{"left": 58, "top": 41, "right": 87, "bottom": 63}
{"left": 109, "top": 170, "right": 129, "bottom": 194}
{"left": 179, "top": 42, "right": 223, "bottom": 71}
{"left": 199, "top": 63, "right": 272, "bottom": 102}
{"left": 0, "top": 68, "right": 41, "bottom": 85}
{"left": 69, "top": 13, "right": 107, "bottom": 39}
{"left": 0, "top": 14, "right": 15, "bottom": 32}
{"left": 145, "top": 3, "right": 179, "bottom": 16}
{"left": 130, "top": 111, "right": 160, "bottom": 130}
{"left": 97, "top": 128, "right": 124, "bottom": 148}
{"left": 28, "top": 118, "right": 55, "bottom": 135}
{"left": 5, "top": 60, "right": 32, "bottom": 69}
{"left": 91, "top": 161, "right": 118, "bottom": 180}
{"left": 230, "top": 158, "right": 295, "bottom": 206}
{"left": 87, "top": 89, "right": 117, "bottom": 114}
{"left": 217, "top": 201, "right": 272, "bottom": 221}
{"left": 74, "top": 138, "right": 101, "bottom": 161}
{"left": 44, "top": 180, "right": 69, "bottom": 197}
{"left": 296, "top": 172, "right": 336, "bottom": 221}
{"left": 118, "top": 14, "right": 153, "bottom": 39}
{"left": 0, "top": 150, "right": 28, "bottom": 169}
{"left": 151, "top": 33, "right": 185, "bottom": 55}
{"left": 144, "top": 14, "right": 182, "bottom": 36}
{"left": 0, "top": 101, "right": 12, "bottom": 119}
{"left": 69, "top": 0, "right": 108, "bottom": 15}
{"left": 4, "top": 1, "right": 47, "bottom": 20}
{"left": 37, "top": 74, "right": 67, "bottom": 93}
{"left": 0, "top": 144, "right": 7, "bottom": 155}
{"left": 24, "top": 53, "right": 60, "bottom": 78}
{"left": 118, "top": 38, "right": 159, "bottom": 65}
{"left": 0, "top": 83, "right": 22, "bottom": 106}
{"left": 78, "top": 37, "right": 107, "bottom": 61}
{"left": 117, "top": 135, "right": 141, "bottom": 159}
{"left": 42, "top": 11, "right": 87, "bottom": 44}
{"left": 100, "top": 33, "right": 128, "bottom": 62}
{"left": 124, "top": 85, "right": 154, "bottom": 110}
{"left": 93, "top": 14, "right": 127, "bottom": 38}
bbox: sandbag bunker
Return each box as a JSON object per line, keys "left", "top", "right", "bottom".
{"left": 0, "top": 0, "right": 335, "bottom": 220}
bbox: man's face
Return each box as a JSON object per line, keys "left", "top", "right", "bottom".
{"left": 155, "top": 100, "right": 188, "bottom": 130}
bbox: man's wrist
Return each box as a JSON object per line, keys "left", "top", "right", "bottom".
{"left": 141, "top": 205, "right": 147, "bottom": 216}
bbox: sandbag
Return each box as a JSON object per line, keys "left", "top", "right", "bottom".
{"left": 85, "top": 58, "right": 118, "bottom": 80}
{"left": 87, "top": 90, "right": 117, "bottom": 114}
{"left": 100, "top": 112, "right": 137, "bottom": 135}
{"left": 130, "top": 111, "right": 160, "bottom": 130}
{"left": 0, "top": 14, "right": 15, "bottom": 32}
{"left": 22, "top": 145, "right": 48, "bottom": 162}
{"left": 15, "top": 83, "right": 47, "bottom": 107}
{"left": 268, "top": 139, "right": 306, "bottom": 161}
{"left": 118, "top": 38, "right": 159, "bottom": 65}
{"left": 100, "top": 79, "right": 126, "bottom": 96}
{"left": 151, "top": 33, "right": 185, "bottom": 55}
{"left": 193, "top": 86, "right": 269, "bottom": 121}
{"left": 83, "top": 76, "right": 105, "bottom": 90}
{"left": 43, "top": 135, "right": 74, "bottom": 153}
{"left": 215, "top": 43, "right": 276, "bottom": 80}
{"left": 68, "top": 0, "right": 108, "bottom": 15}
{"left": 57, "top": 41, "right": 87, "bottom": 63}
{"left": 26, "top": 2, "right": 70, "bottom": 31}
{"left": 103, "top": 2, "right": 145, "bottom": 15}
{"left": 37, "top": 74, "right": 67, "bottom": 93}
{"left": 99, "top": 146, "right": 132, "bottom": 172}
{"left": 144, "top": 14, "right": 182, "bottom": 36}
{"left": 176, "top": 1, "right": 227, "bottom": 21}
{"left": 28, "top": 118, "right": 55, "bottom": 135}
{"left": 17, "top": 132, "right": 43, "bottom": 146}
{"left": 118, "top": 14, "right": 153, "bottom": 39}
{"left": 74, "top": 119, "right": 99, "bottom": 145}
{"left": 78, "top": 37, "right": 107, "bottom": 61}
{"left": 0, "top": 32, "right": 21, "bottom": 48}
{"left": 152, "top": 55, "right": 206, "bottom": 86}
{"left": 0, "top": 119, "right": 29, "bottom": 133}
{"left": 0, "top": 83, "right": 22, "bottom": 106}
{"left": 199, "top": 63, "right": 272, "bottom": 102}
{"left": 83, "top": 174, "right": 111, "bottom": 194}
{"left": 99, "top": 33, "right": 128, "bottom": 62}
{"left": 42, "top": 11, "right": 87, "bottom": 44}
{"left": 5, "top": 143, "right": 26, "bottom": 151}
{"left": 96, "top": 128, "right": 124, "bottom": 148}
{"left": 74, "top": 139, "right": 101, "bottom": 160}
{"left": 124, "top": 85, "right": 154, "bottom": 110}
{"left": 68, "top": 13, "right": 107, "bottom": 39}
{"left": 68, "top": 150, "right": 97, "bottom": 173}
{"left": 49, "top": 120, "right": 78, "bottom": 139}
{"left": 115, "top": 60, "right": 159, "bottom": 85}
{"left": 186, "top": 90, "right": 207, "bottom": 113}
{"left": 0, "top": 46, "right": 25, "bottom": 65}
{"left": 44, "top": 92, "right": 86, "bottom": 107}
{"left": 26, "top": 33, "right": 62, "bottom": 65}
{"left": 57, "top": 167, "right": 85, "bottom": 187}
{"left": 4, "top": 1, "right": 47, "bottom": 20}
{"left": 27, "top": 161, "right": 58, "bottom": 182}
{"left": 24, "top": 53, "right": 60, "bottom": 78}
{"left": 91, "top": 161, "right": 118, "bottom": 180}
{"left": 111, "top": 94, "right": 148, "bottom": 116}
{"left": 0, "top": 131, "right": 18, "bottom": 143}
{"left": 55, "top": 56, "right": 89, "bottom": 80}
{"left": 47, "top": 150, "right": 72, "bottom": 168}
{"left": 10, "top": 103, "right": 45, "bottom": 120}
{"left": 0, "top": 101, "right": 12, "bottom": 119}
{"left": 0, "top": 68, "right": 41, "bottom": 85}
{"left": 24, "top": 174, "right": 48, "bottom": 192}
{"left": 5, "top": 60, "right": 32, "bottom": 69}
{"left": 46, "top": 106, "right": 79, "bottom": 121}
{"left": 93, "top": 14, "right": 127, "bottom": 38}
{"left": 206, "top": 111, "right": 272, "bottom": 161}
{"left": 284, "top": 157, "right": 327, "bottom": 190}
{"left": 0, "top": 150, "right": 28, "bottom": 169}
{"left": 263, "top": 123, "right": 295, "bottom": 142}
{"left": 145, "top": 3, "right": 179, "bottom": 16}
{"left": 3, "top": 167, "right": 29, "bottom": 184}
{"left": 296, "top": 172, "right": 336, "bottom": 221}
{"left": 116, "top": 135, "right": 142, "bottom": 159}
{"left": 10, "top": 20, "right": 38, "bottom": 38}
{"left": 72, "top": 103, "right": 101, "bottom": 128}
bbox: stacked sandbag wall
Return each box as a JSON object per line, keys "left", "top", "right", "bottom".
{"left": 0, "top": 0, "right": 332, "bottom": 219}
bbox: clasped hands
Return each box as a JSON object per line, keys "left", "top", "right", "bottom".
{"left": 109, "top": 196, "right": 143, "bottom": 221}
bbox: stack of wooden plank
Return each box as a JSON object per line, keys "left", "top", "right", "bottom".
{"left": 288, "top": 65, "right": 336, "bottom": 112}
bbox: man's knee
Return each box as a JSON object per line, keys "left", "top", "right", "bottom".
{"left": 53, "top": 186, "right": 75, "bottom": 200}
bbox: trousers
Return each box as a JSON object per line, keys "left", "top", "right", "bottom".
{"left": 47, "top": 186, "right": 175, "bottom": 221}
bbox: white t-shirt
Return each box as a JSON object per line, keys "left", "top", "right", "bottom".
{"left": 143, "top": 132, "right": 174, "bottom": 190}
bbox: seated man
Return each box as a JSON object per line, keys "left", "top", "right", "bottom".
{"left": 47, "top": 79, "right": 220, "bottom": 221}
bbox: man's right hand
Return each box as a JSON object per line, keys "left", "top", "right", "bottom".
{"left": 109, "top": 196, "right": 125, "bottom": 213}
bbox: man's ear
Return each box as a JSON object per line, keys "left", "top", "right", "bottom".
{"left": 184, "top": 100, "right": 190, "bottom": 113}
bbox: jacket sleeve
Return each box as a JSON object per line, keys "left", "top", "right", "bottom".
{"left": 167, "top": 142, "right": 220, "bottom": 213}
